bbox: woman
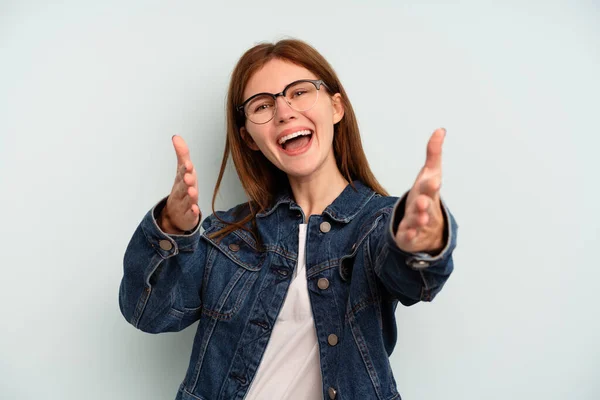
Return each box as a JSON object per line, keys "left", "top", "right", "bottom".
{"left": 119, "top": 39, "right": 458, "bottom": 400}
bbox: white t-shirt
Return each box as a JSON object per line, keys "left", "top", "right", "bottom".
{"left": 244, "top": 224, "right": 323, "bottom": 399}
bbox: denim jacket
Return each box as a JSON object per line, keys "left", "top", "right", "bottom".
{"left": 119, "top": 180, "right": 458, "bottom": 400}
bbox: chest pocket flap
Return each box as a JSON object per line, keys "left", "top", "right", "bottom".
{"left": 338, "top": 214, "right": 385, "bottom": 281}
{"left": 201, "top": 227, "right": 266, "bottom": 272}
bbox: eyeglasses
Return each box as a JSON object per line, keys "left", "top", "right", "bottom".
{"left": 237, "top": 79, "right": 331, "bottom": 125}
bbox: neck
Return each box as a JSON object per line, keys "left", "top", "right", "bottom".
{"left": 287, "top": 159, "right": 349, "bottom": 218}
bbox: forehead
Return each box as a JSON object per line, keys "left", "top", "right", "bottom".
{"left": 243, "top": 59, "right": 318, "bottom": 99}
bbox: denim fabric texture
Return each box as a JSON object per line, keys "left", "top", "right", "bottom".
{"left": 119, "top": 180, "right": 458, "bottom": 400}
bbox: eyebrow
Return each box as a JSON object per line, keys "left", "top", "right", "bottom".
{"left": 248, "top": 78, "right": 319, "bottom": 98}
{"left": 243, "top": 79, "right": 317, "bottom": 102}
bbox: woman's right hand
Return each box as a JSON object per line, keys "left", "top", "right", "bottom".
{"left": 159, "top": 135, "right": 201, "bottom": 234}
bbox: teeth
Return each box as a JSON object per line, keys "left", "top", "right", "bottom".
{"left": 278, "top": 130, "right": 312, "bottom": 145}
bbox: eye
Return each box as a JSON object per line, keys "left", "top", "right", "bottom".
{"left": 248, "top": 96, "right": 274, "bottom": 113}
{"left": 286, "top": 82, "right": 315, "bottom": 101}
{"left": 292, "top": 89, "right": 307, "bottom": 98}
{"left": 254, "top": 103, "right": 272, "bottom": 113}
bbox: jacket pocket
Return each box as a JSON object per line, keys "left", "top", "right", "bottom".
{"left": 199, "top": 230, "right": 265, "bottom": 320}
{"left": 338, "top": 214, "right": 383, "bottom": 281}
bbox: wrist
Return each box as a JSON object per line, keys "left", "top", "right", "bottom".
{"left": 158, "top": 210, "right": 186, "bottom": 235}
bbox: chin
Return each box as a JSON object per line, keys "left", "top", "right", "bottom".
{"left": 281, "top": 160, "right": 327, "bottom": 180}
{"left": 283, "top": 168, "right": 316, "bottom": 179}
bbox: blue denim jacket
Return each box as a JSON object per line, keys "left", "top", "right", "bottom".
{"left": 119, "top": 180, "right": 458, "bottom": 400}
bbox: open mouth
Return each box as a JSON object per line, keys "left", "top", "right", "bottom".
{"left": 278, "top": 129, "right": 313, "bottom": 152}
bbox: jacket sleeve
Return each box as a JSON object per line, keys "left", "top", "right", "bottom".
{"left": 372, "top": 193, "right": 458, "bottom": 306}
{"left": 118, "top": 195, "right": 209, "bottom": 333}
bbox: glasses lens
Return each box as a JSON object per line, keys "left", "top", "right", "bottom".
{"left": 245, "top": 95, "right": 276, "bottom": 124}
{"left": 285, "top": 81, "right": 318, "bottom": 112}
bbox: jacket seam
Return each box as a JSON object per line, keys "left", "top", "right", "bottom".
{"left": 134, "top": 255, "right": 165, "bottom": 328}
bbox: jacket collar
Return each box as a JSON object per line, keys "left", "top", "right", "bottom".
{"left": 256, "top": 180, "right": 377, "bottom": 223}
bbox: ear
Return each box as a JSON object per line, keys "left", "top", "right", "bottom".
{"left": 240, "top": 127, "right": 260, "bottom": 151}
{"left": 331, "top": 93, "right": 345, "bottom": 125}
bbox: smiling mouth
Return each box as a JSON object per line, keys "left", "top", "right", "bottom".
{"left": 278, "top": 129, "right": 313, "bottom": 151}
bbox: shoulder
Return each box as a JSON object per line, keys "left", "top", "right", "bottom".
{"left": 201, "top": 201, "right": 253, "bottom": 231}
{"left": 353, "top": 193, "right": 398, "bottom": 229}
{"left": 368, "top": 193, "right": 399, "bottom": 212}
{"left": 359, "top": 188, "right": 400, "bottom": 217}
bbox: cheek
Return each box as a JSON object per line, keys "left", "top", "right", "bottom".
{"left": 247, "top": 127, "right": 275, "bottom": 151}
{"left": 305, "top": 106, "right": 331, "bottom": 127}
{"left": 317, "top": 99, "right": 336, "bottom": 123}
{"left": 246, "top": 126, "right": 265, "bottom": 143}
{"left": 309, "top": 106, "right": 335, "bottom": 134}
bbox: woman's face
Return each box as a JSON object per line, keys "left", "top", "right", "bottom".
{"left": 240, "top": 59, "right": 344, "bottom": 180}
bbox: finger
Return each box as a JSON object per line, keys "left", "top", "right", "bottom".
{"left": 399, "top": 196, "right": 431, "bottom": 230}
{"left": 183, "top": 192, "right": 200, "bottom": 222}
{"left": 183, "top": 170, "right": 195, "bottom": 187}
{"left": 424, "top": 128, "right": 445, "bottom": 171}
{"left": 182, "top": 206, "right": 198, "bottom": 222}
{"left": 173, "top": 167, "right": 193, "bottom": 200}
{"left": 399, "top": 227, "right": 419, "bottom": 243}
{"left": 190, "top": 165, "right": 198, "bottom": 193}
{"left": 418, "top": 174, "right": 442, "bottom": 199}
{"left": 183, "top": 166, "right": 199, "bottom": 195}
{"left": 176, "top": 161, "right": 195, "bottom": 189}
{"left": 400, "top": 209, "right": 429, "bottom": 231}
{"left": 187, "top": 185, "right": 198, "bottom": 204}
{"left": 172, "top": 135, "right": 191, "bottom": 168}
{"left": 410, "top": 194, "right": 431, "bottom": 214}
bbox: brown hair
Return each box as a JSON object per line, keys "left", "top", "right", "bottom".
{"left": 210, "top": 38, "right": 388, "bottom": 243}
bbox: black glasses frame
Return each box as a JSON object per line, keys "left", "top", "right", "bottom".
{"left": 236, "top": 79, "right": 331, "bottom": 120}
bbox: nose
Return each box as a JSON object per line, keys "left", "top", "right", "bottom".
{"left": 274, "top": 95, "right": 296, "bottom": 124}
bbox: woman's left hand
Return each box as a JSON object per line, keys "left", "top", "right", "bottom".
{"left": 394, "top": 128, "right": 447, "bottom": 254}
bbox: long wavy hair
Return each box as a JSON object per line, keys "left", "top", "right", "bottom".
{"left": 210, "top": 39, "right": 388, "bottom": 243}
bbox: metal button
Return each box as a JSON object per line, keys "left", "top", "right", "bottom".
{"left": 328, "top": 334, "right": 338, "bottom": 346}
{"left": 320, "top": 221, "right": 331, "bottom": 233}
{"left": 228, "top": 243, "right": 240, "bottom": 252}
{"left": 328, "top": 387, "right": 337, "bottom": 399}
{"left": 410, "top": 259, "right": 430, "bottom": 268}
{"left": 317, "top": 278, "right": 330, "bottom": 290}
{"left": 159, "top": 240, "right": 173, "bottom": 251}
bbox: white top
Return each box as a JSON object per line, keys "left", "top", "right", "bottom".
{"left": 244, "top": 224, "right": 323, "bottom": 399}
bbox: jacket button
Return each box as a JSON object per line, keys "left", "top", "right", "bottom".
{"left": 328, "top": 387, "right": 337, "bottom": 399}
{"left": 228, "top": 243, "right": 240, "bottom": 252}
{"left": 328, "top": 334, "right": 338, "bottom": 346}
{"left": 320, "top": 221, "right": 331, "bottom": 233}
{"left": 159, "top": 240, "right": 173, "bottom": 251}
{"left": 317, "top": 278, "right": 330, "bottom": 290}
{"left": 409, "top": 259, "right": 430, "bottom": 268}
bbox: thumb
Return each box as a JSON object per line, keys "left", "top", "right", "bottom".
{"left": 172, "top": 135, "right": 191, "bottom": 167}
{"left": 424, "top": 128, "right": 445, "bottom": 171}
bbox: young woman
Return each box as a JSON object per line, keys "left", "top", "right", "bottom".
{"left": 119, "top": 39, "right": 458, "bottom": 400}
